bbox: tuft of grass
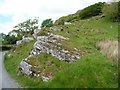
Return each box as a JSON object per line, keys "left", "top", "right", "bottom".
{"left": 96, "top": 40, "right": 118, "bottom": 60}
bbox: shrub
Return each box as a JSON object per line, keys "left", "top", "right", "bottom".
{"left": 54, "top": 17, "right": 65, "bottom": 25}
{"left": 41, "top": 19, "right": 53, "bottom": 28}
{"left": 54, "top": 14, "right": 80, "bottom": 25}
{"left": 79, "top": 2, "right": 105, "bottom": 19}
{"left": 103, "top": 1, "right": 120, "bottom": 21}
{"left": 54, "top": 2, "right": 105, "bottom": 25}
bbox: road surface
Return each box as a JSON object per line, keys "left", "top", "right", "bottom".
{"left": 0, "top": 52, "right": 21, "bottom": 89}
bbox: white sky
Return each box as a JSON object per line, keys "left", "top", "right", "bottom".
{"left": 0, "top": 0, "right": 110, "bottom": 34}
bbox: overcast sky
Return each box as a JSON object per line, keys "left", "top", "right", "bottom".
{"left": 0, "top": 0, "right": 110, "bottom": 34}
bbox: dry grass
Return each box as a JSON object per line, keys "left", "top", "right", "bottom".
{"left": 96, "top": 40, "right": 118, "bottom": 60}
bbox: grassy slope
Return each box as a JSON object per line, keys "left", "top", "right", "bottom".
{"left": 4, "top": 16, "right": 118, "bottom": 88}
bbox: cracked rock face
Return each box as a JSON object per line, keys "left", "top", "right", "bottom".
{"left": 30, "top": 33, "right": 80, "bottom": 62}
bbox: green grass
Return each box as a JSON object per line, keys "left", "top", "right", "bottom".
{"left": 4, "top": 16, "right": 118, "bottom": 88}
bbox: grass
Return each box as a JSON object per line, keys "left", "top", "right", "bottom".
{"left": 4, "top": 15, "right": 118, "bottom": 88}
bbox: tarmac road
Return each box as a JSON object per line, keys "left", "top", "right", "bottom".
{"left": 0, "top": 52, "right": 20, "bottom": 89}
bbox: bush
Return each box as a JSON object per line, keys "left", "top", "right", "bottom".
{"left": 54, "top": 2, "right": 105, "bottom": 25}
{"left": 79, "top": 2, "right": 105, "bottom": 19}
{"left": 103, "top": 1, "right": 120, "bottom": 21}
{"left": 54, "top": 16, "right": 65, "bottom": 25}
{"left": 54, "top": 14, "right": 80, "bottom": 25}
{"left": 41, "top": 19, "right": 53, "bottom": 28}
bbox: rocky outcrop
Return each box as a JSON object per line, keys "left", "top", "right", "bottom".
{"left": 64, "top": 22, "right": 72, "bottom": 25}
{"left": 19, "top": 60, "right": 32, "bottom": 76}
{"left": 42, "top": 76, "right": 52, "bottom": 82}
{"left": 18, "top": 29, "right": 81, "bottom": 81}
{"left": 16, "top": 36, "right": 34, "bottom": 45}
{"left": 50, "top": 26, "right": 63, "bottom": 31}
{"left": 16, "top": 40, "right": 22, "bottom": 45}
{"left": 16, "top": 28, "right": 40, "bottom": 45}
{"left": 30, "top": 33, "right": 79, "bottom": 62}
{"left": 33, "top": 29, "right": 41, "bottom": 39}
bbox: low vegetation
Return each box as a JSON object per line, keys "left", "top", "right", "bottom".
{"left": 96, "top": 40, "right": 118, "bottom": 60}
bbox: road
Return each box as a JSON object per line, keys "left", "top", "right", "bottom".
{"left": 0, "top": 52, "right": 21, "bottom": 89}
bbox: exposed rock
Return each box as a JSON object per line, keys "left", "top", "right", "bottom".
{"left": 33, "top": 29, "right": 41, "bottom": 39}
{"left": 19, "top": 60, "right": 32, "bottom": 76}
{"left": 16, "top": 40, "right": 22, "bottom": 45}
{"left": 16, "top": 37, "right": 34, "bottom": 45}
{"left": 100, "top": 15, "right": 105, "bottom": 18}
{"left": 50, "top": 26, "right": 63, "bottom": 31}
{"left": 22, "top": 37, "right": 34, "bottom": 42}
{"left": 48, "top": 33, "right": 69, "bottom": 40}
{"left": 19, "top": 30, "right": 81, "bottom": 81}
{"left": 64, "top": 22, "right": 72, "bottom": 25}
{"left": 7, "top": 54, "right": 13, "bottom": 58}
{"left": 41, "top": 76, "right": 52, "bottom": 82}
{"left": 30, "top": 33, "right": 80, "bottom": 62}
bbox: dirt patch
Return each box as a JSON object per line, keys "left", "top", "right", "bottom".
{"left": 96, "top": 40, "right": 118, "bottom": 60}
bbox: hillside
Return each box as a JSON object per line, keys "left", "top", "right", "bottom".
{"left": 4, "top": 2, "right": 118, "bottom": 88}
